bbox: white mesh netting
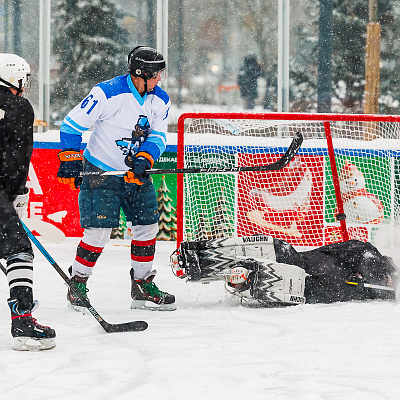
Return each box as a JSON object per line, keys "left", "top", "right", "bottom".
{"left": 179, "top": 116, "right": 400, "bottom": 249}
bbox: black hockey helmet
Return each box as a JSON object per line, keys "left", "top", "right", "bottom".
{"left": 128, "top": 46, "right": 166, "bottom": 80}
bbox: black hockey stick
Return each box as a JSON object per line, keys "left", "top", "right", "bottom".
{"left": 21, "top": 221, "right": 148, "bottom": 333}
{"left": 345, "top": 281, "right": 396, "bottom": 292}
{"left": 82, "top": 131, "right": 304, "bottom": 177}
{"left": 0, "top": 260, "right": 6, "bottom": 275}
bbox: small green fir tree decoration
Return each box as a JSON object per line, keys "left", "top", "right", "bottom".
{"left": 156, "top": 176, "right": 177, "bottom": 241}
{"left": 194, "top": 213, "right": 213, "bottom": 240}
{"left": 212, "top": 189, "right": 234, "bottom": 238}
{"left": 110, "top": 208, "right": 127, "bottom": 239}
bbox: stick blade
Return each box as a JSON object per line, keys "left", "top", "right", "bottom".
{"left": 263, "top": 131, "right": 303, "bottom": 171}
{"left": 103, "top": 320, "right": 148, "bottom": 333}
{"left": 277, "top": 131, "right": 303, "bottom": 166}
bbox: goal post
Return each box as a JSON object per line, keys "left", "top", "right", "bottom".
{"left": 176, "top": 112, "right": 400, "bottom": 251}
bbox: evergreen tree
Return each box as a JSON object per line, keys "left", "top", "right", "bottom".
{"left": 51, "top": 0, "right": 130, "bottom": 120}
{"left": 110, "top": 208, "right": 127, "bottom": 239}
{"left": 378, "top": 2, "right": 400, "bottom": 113}
{"left": 291, "top": 0, "right": 399, "bottom": 113}
{"left": 156, "top": 176, "right": 178, "bottom": 241}
{"left": 211, "top": 189, "right": 234, "bottom": 238}
{"left": 290, "top": 1, "right": 320, "bottom": 110}
{"left": 193, "top": 213, "right": 213, "bottom": 241}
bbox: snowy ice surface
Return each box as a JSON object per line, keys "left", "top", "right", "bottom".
{"left": 1, "top": 239, "right": 400, "bottom": 400}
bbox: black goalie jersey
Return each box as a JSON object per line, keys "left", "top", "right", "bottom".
{"left": 274, "top": 239, "right": 397, "bottom": 303}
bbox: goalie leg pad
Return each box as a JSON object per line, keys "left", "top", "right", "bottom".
{"left": 171, "top": 240, "right": 308, "bottom": 306}
{"left": 171, "top": 236, "right": 277, "bottom": 282}
{"left": 239, "top": 260, "right": 307, "bottom": 306}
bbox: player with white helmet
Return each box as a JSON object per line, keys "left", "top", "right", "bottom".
{"left": 0, "top": 53, "right": 56, "bottom": 350}
{"left": 0, "top": 53, "right": 31, "bottom": 95}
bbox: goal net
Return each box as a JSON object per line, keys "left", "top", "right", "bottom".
{"left": 176, "top": 113, "right": 400, "bottom": 250}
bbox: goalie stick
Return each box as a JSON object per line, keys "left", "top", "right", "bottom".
{"left": 21, "top": 221, "right": 148, "bottom": 333}
{"left": 345, "top": 281, "right": 396, "bottom": 292}
{"left": 82, "top": 131, "right": 304, "bottom": 177}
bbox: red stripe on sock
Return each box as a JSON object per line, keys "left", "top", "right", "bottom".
{"left": 11, "top": 313, "right": 32, "bottom": 320}
{"left": 75, "top": 255, "right": 96, "bottom": 268}
{"left": 131, "top": 254, "right": 155, "bottom": 262}
{"left": 131, "top": 238, "right": 156, "bottom": 247}
{"left": 79, "top": 240, "right": 103, "bottom": 253}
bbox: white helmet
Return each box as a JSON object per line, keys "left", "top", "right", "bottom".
{"left": 0, "top": 53, "right": 30, "bottom": 94}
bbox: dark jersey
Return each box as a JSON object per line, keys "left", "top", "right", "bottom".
{"left": 0, "top": 86, "right": 34, "bottom": 200}
{"left": 0, "top": 86, "right": 33, "bottom": 258}
{"left": 274, "top": 239, "right": 396, "bottom": 303}
{"left": 237, "top": 61, "right": 263, "bottom": 99}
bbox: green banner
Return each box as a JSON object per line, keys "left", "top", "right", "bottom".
{"left": 184, "top": 152, "right": 235, "bottom": 240}
{"left": 325, "top": 155, "right": 392, "bottom": 224}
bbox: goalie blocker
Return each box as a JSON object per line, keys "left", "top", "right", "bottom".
{"left": 171, "top": 236, "right": 398, "bottom": 306}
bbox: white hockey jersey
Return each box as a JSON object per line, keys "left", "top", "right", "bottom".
{"left": 59, "top": 74, "right": 170, "bottom": 171}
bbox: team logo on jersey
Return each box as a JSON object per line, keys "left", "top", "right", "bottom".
{"left": 132, "top": 115, "right": 150, "bottom": 138}
{"left": 115, "top": 115, "right": 150, "bottom": 158}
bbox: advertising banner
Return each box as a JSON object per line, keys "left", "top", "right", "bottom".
{"left": 237, "top": 154, "right": 325, "bottom": 246}
{"left": 27, "top": 141, "right": 399, "bottom": 248}
{"left": 26, "top": 145, "right": 179, "bottom": 240}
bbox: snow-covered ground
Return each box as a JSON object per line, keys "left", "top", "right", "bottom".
{"left": 1, "top": 238, "right": 400, "bottom": 400}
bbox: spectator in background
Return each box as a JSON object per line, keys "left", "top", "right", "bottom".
{"left": 237, "top": 55, "right": 264, "bottom": 109}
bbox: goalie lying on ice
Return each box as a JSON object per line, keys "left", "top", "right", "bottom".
{"left": 170, "top": 236, "right": 398, "bottom": 306}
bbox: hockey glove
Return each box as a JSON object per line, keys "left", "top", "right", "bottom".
{"left": 13, "top": 188, "right": 29, "bottom": 219}
{"left": 124, "top": 152, "right": 154, "bottom": 185}
{"left": 57, "top": 150, "right": 83, "bottom": 190}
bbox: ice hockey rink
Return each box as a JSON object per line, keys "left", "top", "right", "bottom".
{"left": 1, "top": 237, "right": 400, "bottom": 400}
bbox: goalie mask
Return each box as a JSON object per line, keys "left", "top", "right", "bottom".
{"left": 0, "top": 53, "right": 30, "bottom": 95}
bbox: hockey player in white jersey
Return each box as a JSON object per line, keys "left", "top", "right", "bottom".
{"left": 57, "top": 46, "right": 175, "bottom": 311}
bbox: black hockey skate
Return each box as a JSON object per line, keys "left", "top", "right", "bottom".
{"left": 8, "top": 297, "right": 56, "bottom": 351}
{"left": 67, "top": 267, "right": 90, "bottom": 313}
{"left": 130, "top": 269, "right": 176, "bottom": 311}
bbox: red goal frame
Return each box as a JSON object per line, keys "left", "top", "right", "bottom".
{"left": 176, "top": 112, "right": 400, "bottom": 247}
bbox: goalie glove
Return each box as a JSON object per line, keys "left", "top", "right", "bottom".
{"left": 13, "top": 188, "right": 29, "bottom": 219}
{"left": 57, "top": 150, "right": 83, "bottom": 190}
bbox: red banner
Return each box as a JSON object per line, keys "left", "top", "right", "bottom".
{"left": 26, "top": 148, "right": 83, "bottom": 238}
{"left": 237, "top": 154, "right": 325, "bottom": 246}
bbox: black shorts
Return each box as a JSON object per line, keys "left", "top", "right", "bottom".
{"left": 0, "top": 189, "right": 32, "bottom": 258}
